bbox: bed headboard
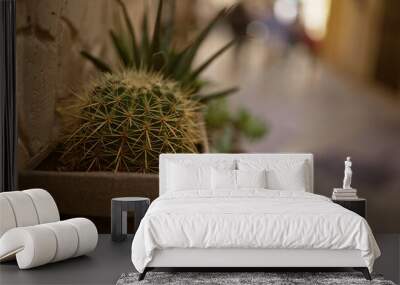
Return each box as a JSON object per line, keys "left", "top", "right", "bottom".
{"left": 159, "top": 153, "right": 314, "bottom": 195}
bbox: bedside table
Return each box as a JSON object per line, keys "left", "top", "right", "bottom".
{"left": 111, "top": 197, "right": 150, "bottom": 242}
{"left": 332, "top": 198, "right": 366, "bottom": 218}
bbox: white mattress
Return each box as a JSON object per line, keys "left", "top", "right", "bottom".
{"left": 131, "top": 190, "right": 380, "bottom": 273}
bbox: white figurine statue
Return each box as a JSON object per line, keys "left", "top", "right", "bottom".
{"left": 343, "top": 156, "right": 353, "bottom": 189}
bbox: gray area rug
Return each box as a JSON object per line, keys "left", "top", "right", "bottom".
{"left": 116, "top": 272, "right": 396, "bottom": 285}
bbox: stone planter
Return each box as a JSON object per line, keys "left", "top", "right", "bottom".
{"left": 18, "top": 170, "right": 158, "bottom": 233}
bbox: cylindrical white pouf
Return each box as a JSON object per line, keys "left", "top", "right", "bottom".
{"left": 42, "top": 221, "right": 79, "bottom": 262}
{"left": 65, "top": 218, "right": 98, "bottom": 257}
{"left": 0, "top": 226, "right": 57, "bottom": 269}
{"left": 0, "top": 188, "right": 98, "bottom": 269}
{"left": 0, "top": 196, "right": 17, "bottom": 237}
{"left": 1, "top": 191, "right": 39, "bottom": 227}
{"left": 24, "top": 189, "right": 60, "bottom": 224}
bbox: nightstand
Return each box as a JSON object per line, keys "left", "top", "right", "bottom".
{"left": 111, "top": 197, "right": 150, "bottom": 242}
{"left": 332, "top": 198, "right": 366, "bottom": 218}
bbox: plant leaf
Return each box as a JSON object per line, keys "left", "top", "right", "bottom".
{"left": 115, "top": 0, "right": 140, "bottom": 68}
{"left": 110, "top": 30, "right": 132, "bottom": 67}
{"left": 160, "top": 0, "right": 175, "bottom": 52}
{"left": 174, "top": 9, "right": 228, "bottom": 78}
{"left": 185, "top": 39, "right": 235, "bottom": 83}
{"left": 234, "top": 108, "right": 267, "bottom": 140}
{"left": 195, "top": 87, "right": 238, "bottom": 103}
{"left": 204, "top": 98, "right": 231, "bottom": 128}
{"left": 165, "top": 49, "right": 185, "bottom": 77}
{"left": 80, "top": 51, "right": 113, "bottom": 73}
{"left": 150, "top": 0, "right": 164, "bottom": 70}
{"left": 141, "top": 4, "right": 150, "bottom": 68}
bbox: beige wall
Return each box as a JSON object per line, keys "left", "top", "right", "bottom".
{"left": 322, "top": 0, "right": 384, "bottom": 81}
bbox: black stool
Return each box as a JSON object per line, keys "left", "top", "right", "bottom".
{"left": 111, "top": 197, "right": 150, "bottom": 242}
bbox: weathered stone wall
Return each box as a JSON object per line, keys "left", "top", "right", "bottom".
{"left": 16, "top": 0, "right": 122, "bottom": 169}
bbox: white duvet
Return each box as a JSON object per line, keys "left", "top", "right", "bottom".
{"left": 131, "top": 190, "right": 380, "bottom": 273}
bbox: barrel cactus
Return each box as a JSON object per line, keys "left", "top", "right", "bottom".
{"left": 59, "top": 70, "right": 204, "bottom": 173}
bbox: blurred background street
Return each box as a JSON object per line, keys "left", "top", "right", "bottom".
{"left": 195, "top": 0, "right": 400, "bottom": 233}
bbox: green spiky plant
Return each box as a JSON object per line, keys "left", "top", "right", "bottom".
{"left": 79, "top": 0, "right": 267, "bottom": 153}
{"left": 81, "top": 0, "right": 238, "bottom": 103}
{"left": 205, "top": 99, "right": 267, "bottom": 153}
{"left": 59, "top": 70, "right": 203, "bottom": 173}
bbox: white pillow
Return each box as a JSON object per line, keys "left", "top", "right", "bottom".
{"left": 167, "top": 162, "right": 211, "bottom": 191}
{"left": 212, "top": 168, "right": 236, "bottom": 190}
{"left": 236, "top": 169, "right": 267, "bottom": 189}
{"left": 267, "top": 166, "right": 306, "bottom": 191}
{"left": 238, "top": 159, "right": 308, "bottom": 191}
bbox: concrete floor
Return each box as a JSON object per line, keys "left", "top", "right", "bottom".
{"left": 1, "top": 234, "right": 399, "bottom": 285}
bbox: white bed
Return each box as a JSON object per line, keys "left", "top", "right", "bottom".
{"left": 131, "top": 154, "right": 380, "bottom": 280}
